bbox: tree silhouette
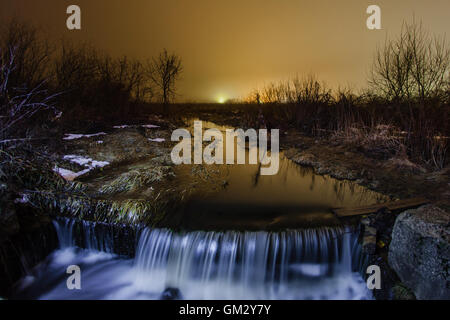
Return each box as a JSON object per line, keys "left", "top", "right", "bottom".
{"left": 147, "top": 49, "right": 183, "bottom": 104}
{"left": 369, "top": 19, "right": 449, "bottom": 102}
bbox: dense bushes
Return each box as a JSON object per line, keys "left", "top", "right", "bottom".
{"left": 53, "top": 42, "right": 150, "bottom": 120}
{"left": 245, "top": 81, "right": 448, "bottom": 169}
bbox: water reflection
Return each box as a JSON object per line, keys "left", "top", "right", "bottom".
{"left": 162, "top": 119, "right": 388, "bottom": 231}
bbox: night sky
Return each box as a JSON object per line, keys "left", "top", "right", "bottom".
{"left": 2, "top": 0, "right": 449, "bottom": 101}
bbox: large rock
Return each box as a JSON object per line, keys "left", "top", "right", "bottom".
{"left": 389, "top": 205, "right": 450, "bottom": 300}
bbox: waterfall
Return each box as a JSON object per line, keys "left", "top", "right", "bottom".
{"left": 53, "top": 218, "right": 77, "bottom": 248}
{"left": 52, "top": 217, "right": 136, "bottom": 256}
{"left": 81, "top": 220, "right": 113, "bottom": 253}
{"left": 49, "top": 218, "right": 369, "bottom": 299}
{"left": 133, "top": 226, "right": 366, "bottom": 299}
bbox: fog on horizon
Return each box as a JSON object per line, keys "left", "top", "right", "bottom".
{"left": 1, "top": 0, "right": 449, "bottom": 102}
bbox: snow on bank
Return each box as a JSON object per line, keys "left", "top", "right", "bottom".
{"left": 63, "top": 132, "right": 107, "bottom": 141}
{"left": 14, "top": 193, "right": 30, "bottom": 204}
{"left": 90, "top": 160, "right": 110, "bottom": 168}
{"left": 113, "top": 124, "right": 160, "bottom": 129}
{"left": 63, "top": 155, "right": 110, "bottom": 168}
{"left": 63, "top": 155, "right": 91, "bottom": 166}
{"left": 53, "top": 167, "right": 91, "bottom": 181}
{"left": 54, "top": 155, "right": 110, "bottom": 181}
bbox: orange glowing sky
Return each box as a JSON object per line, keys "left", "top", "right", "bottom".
{"left": 1, "top": 0, "right": 449, "bottom": 101}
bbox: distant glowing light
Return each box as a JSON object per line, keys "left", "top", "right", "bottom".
{"left": 218, "top": 97, "right": 226, "bottom": 104}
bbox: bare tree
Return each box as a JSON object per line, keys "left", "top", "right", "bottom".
{"left": 147, "top": 49, "right": 182, "bottom": 104}
{"left": 291, "top": 74, "right": 332, "bottom": 105}
{"left": 0, "top": 19, "right": 53, "bottom": 89}
{"left": 370, "top": 19, "right": 450, "bottom": 102}
{"left": 113, "top": 56, "right": 151, "bottom": 102}
{"left": 0, "top": 21, "right": 57, "bottom": 139}
{"left": 1, "top": 47, "right": 58, "bottom": 139}
{"left": 248, "top": 74, "right": 331, "bottom": 105}
{"left": 54, "top": 41, "right": 98, "bottom": 92}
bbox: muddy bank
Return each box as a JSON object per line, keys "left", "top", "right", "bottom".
{"left": 281, "top": 133, "right": 449, "bottom": 209}
{"left": 29, "top": 122, "right": 185, "bottom": 227}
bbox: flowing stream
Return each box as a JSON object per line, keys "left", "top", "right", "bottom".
{"left": 13, "top": 218, "right": 371, "bottom": 300}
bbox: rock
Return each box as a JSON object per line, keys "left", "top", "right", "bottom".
{"left": 389, "top": 205, "right": 450, "bottom": 300}
{"left": 160, "top": 287, "right": 182, "bottom": 300}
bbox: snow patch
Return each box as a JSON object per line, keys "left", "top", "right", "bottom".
{"left": 148, "top": 138, "right": 165, "bottom": 143}
{"left": 63, "top": 155, "right": 92, "bottom": 166}
{"left": 90, "top": 160, "right": 110, "bottom": 168}
{"left": 53, "top": 167, "right": 91, "bottom": 181}
{"left": 55, "top": 155, "right": 110, "bottom": 181}
{"left": 63, "top": 155, "right": 110, "bottom": 169}
{"left": 14, "top": 193, "right": 30, "bottom": 204}
{"left": 141, "top": 124, "right": 160, "bottom": 129}
{"left": 63, "top": 132, "right": 107, "bottom": 141}
{"left": 113, "top": 124, "right": 160, "bottom": 129}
